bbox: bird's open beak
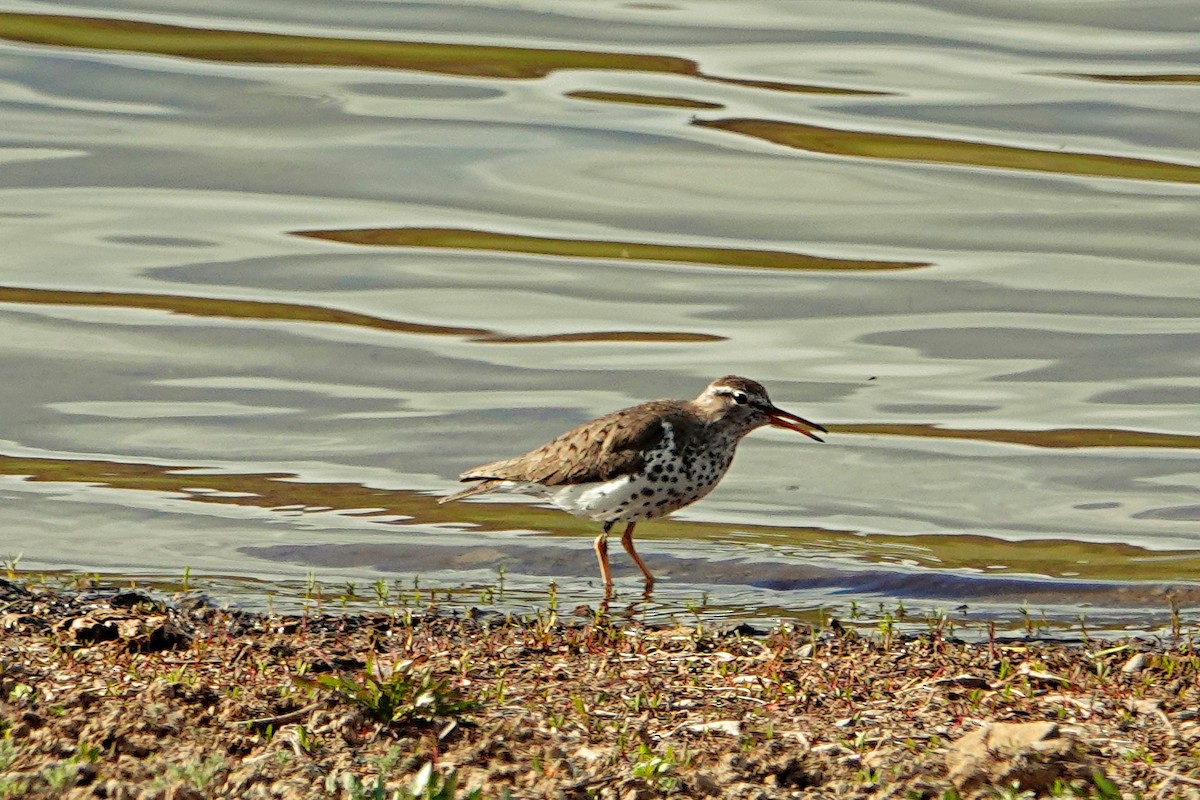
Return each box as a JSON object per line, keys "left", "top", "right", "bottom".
{"left": 766, "top": 406, "right": 827, "bottom": 442}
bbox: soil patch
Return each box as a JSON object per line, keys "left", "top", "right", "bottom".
{"left": 2, "top": 577, "right": 1198, "bottom": 798}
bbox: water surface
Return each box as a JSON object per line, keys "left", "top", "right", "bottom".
{"left": 1, "top": 0, "right": 1198, "bottom": 635}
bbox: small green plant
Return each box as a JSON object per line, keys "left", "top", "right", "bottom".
{"left": 73, "top": 742, "right": 101, "bottom": 763}
{"left": 631, "top": 744, "right": 688, "bottom": 792}
{"left": 328, "top": 772, "right": 391, "bottom": 800}
{"left": 401, "top": 763, "right": 480, "bottom": 800}
{"left": 296, "top": 660, "right": 480, "bottom": 727}
{"left": 2, "top": 553, "right": 20, "bottom": 580}
{"left": 369, "top": 745, "right": 409, "bottom": 781}
{"left": 328, "top": 764, "right": 480, "bottom": 800}
{"left": 42, "top": 761, "right": 89, "bottom": 792}
{"left": 0, "top": 778, "right": 30, "bottom": 800}
{"left": 303, "top": 571, "right": 321, "bottom": 609}
{"left": 683, "top": 596, "right": 705, "bottom": 631}
{"left": 0, "top": 737, "right": 13, "bottom": 771}
{"left": 877, "top": 612, "right": 896, "bottom": 649}
{"left": 292, "top": 724, "right": 317, "bottom": 756}
{"left": 856, "top": 766, "right": 881, "bottom": 786}
{"left": 151, "top": 754, "right": 228, "bottom": 791}
{"left": 1018, "top": 602, "right": 1037, "bottom": 637}
{"left": 7, "top": 683, "right": 34, "bottom": 704}
{"left": 1168, "top": 595, "right": 1182, "bottom": 639}
{"left": 1121, "top": 746, "right": 1154, "bottom": 766}
{"left": 988, "top": 782, "right": 1035, "bottom": 800}
{"left": 925, "top": 608, "right": 952, "bottom": 638}
{"left": 1087, "top": 770, "right": 1122, "bottom": 800}
{"left": 1047, "top": 777, "right": 1119, "bottom": 799}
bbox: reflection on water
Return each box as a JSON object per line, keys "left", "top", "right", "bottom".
{"left": 567, "top": 90, "right": 725, "bottom": 111}
{"left": 293, "top": 226, "right": 930, "bottom": 271}
{"left": 0, "top": 286, "right": 722, "bottom": 343}
{"left": 1054, "top": 73, "right": 1200, "bottom": 85}
{"left": 694, "top": 118, "right": 1200, "bottom": 184}
{"left": 0, "top": 0, "right": 1197, "bottom": 632}
{"left": 0, "top": 11, "right": 880, "bottom": 93}
{"left": 831, "top": 424, "right": 1200, "bottom": 450}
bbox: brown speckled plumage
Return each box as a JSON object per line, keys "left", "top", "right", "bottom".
{"left": 441, "top": 376, "right": 826, "bottom": 588}
{"left": 443, "top": 400, "right": 696, "bottom": 498}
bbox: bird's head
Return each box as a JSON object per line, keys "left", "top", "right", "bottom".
{"left": 695, "top": 376, "right": 826, "bottom": 441}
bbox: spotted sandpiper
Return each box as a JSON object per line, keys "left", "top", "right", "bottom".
{"left": 440, "top": 376, "right": 826, "bottom": 588}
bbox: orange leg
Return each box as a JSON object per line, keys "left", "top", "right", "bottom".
{"left": 620, "top": 522, "right": 654, "bottom": 584}
{"left": 594, "top": 523, "right": 613, "bottom": 588}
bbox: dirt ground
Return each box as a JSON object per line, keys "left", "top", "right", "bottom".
{"left": 2, "top": 576, "right": 1199, "bottom": 799}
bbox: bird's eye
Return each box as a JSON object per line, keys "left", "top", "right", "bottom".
{"left": 732, "top": 392, "right": 748, "bottom": 405}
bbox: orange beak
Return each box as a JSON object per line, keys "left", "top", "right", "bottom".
{"left": 766, "top": 406, "right": 827, "bottom": 442}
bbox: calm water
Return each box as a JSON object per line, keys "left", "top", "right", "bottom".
{"left": 1, "top": 1, "right": 1198, "bottom": 634}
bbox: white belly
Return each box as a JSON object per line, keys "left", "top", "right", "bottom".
{"left": 549, "top": 476, "right": 647, "bottom": 522}
{"left": 473, "top": 476, "right": 645, "bottom": 522}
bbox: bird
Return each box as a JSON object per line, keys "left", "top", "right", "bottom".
{"left": 440, "top": 376, "right": 826, "bottom": 589}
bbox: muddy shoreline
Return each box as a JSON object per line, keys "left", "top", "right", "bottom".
{"left": 2, "top": 576, "right": 1198, "bottom": 798}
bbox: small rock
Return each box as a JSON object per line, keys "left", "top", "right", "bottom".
{"left": 1017, "top": 663, "right": 1068, "bottom": 686}
{"left": 934, "top": 674, "right": 992, "bottom": 690}
{"left": 1121, "top": 653, "right": 1149, "bottom": 673}
{"left": 73, "top": 761, "right": 98, "bottom": 786}
{"left": 619, "top": 783, "right": 656, "bottom": 800}
{"left": 109, "top": 589, "right": 164, "bottom": 609}
{"left": 1, "top": 611, "right": 39, "bottom": 631}
{"left": 946, "top": 720, "right": 1099, "bottom": 795}
{"left": 164, "top": 785, "right": 205, "bottom": 800}
{"left": 728, "top": 783, "right": 768, "bottom": 800}
{"left": 60, "top": 609, "right": 189, "bottom": 651}
{"left": 1126, "top": 698, "right": 1163, "bottom": 715}
{"left": 96, "top": 779, "right": 136, "bottom": 800}
{"left": 691, "top": 771, "right": 720, "bottom": 796}
{"left": 684, "top": 720, "right": 741, "bottom": 736}
{"left": 574, "top": 745, "right": 607, "bottom": 761}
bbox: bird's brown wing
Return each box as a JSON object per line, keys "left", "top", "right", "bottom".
{"left": 458, "top": 400, "right": 689, "bottom": 487}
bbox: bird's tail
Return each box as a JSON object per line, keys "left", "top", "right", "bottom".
{"left": 438, "top": 479, "right": 503, "bottom": 504}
